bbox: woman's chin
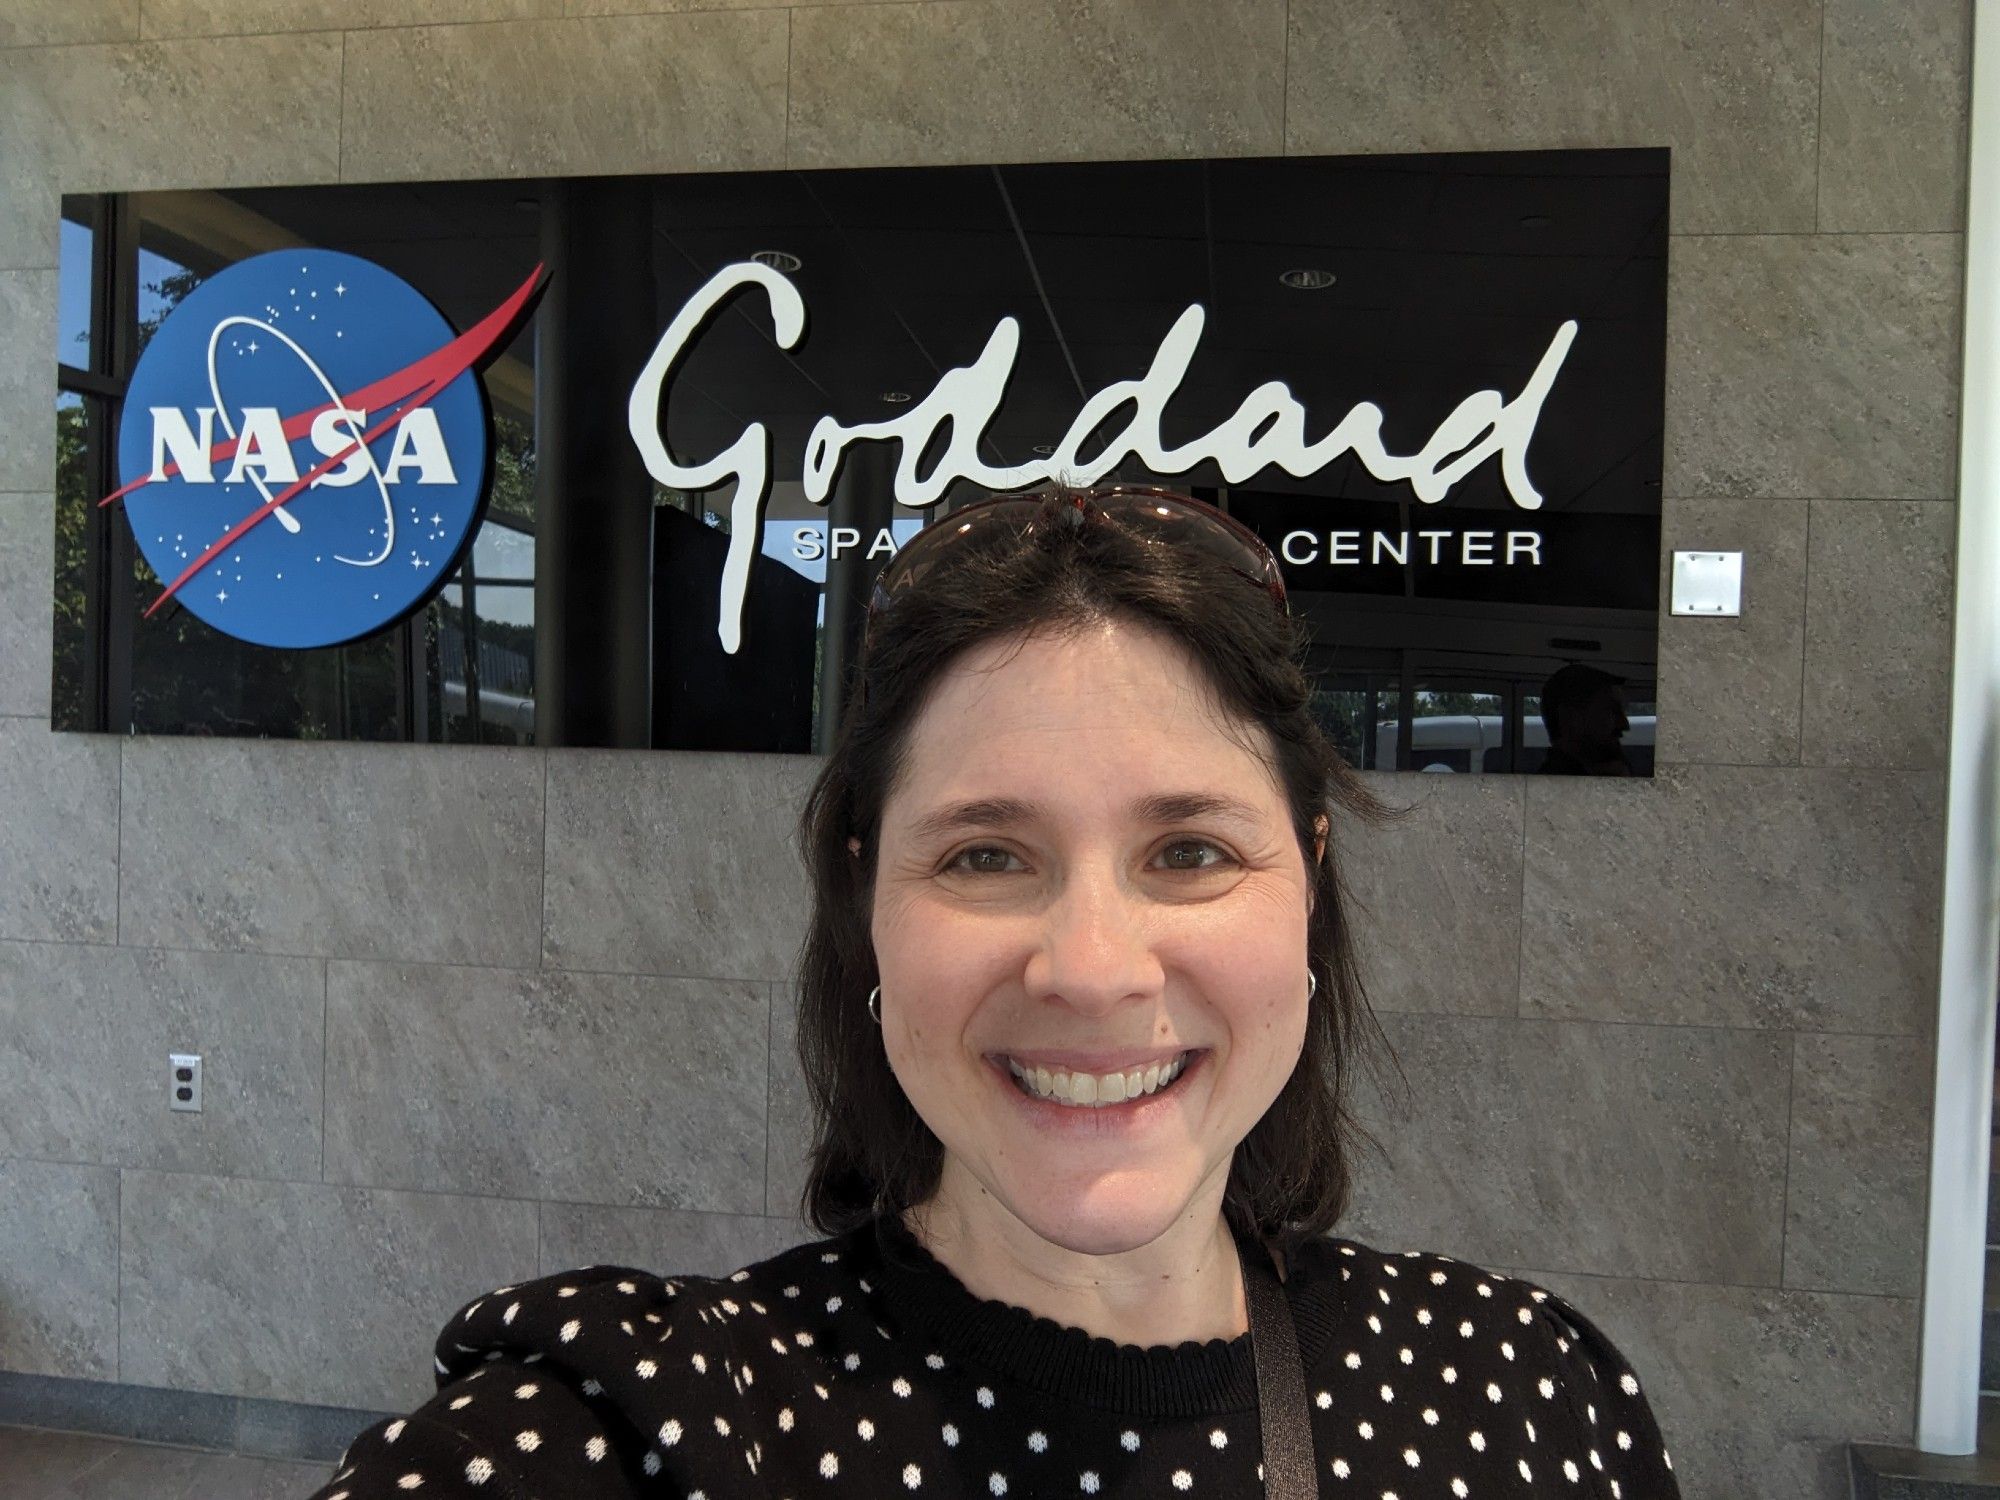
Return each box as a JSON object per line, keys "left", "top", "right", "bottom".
{"left": 998, "top": 1183, "right": 1195, "bottom": 1257}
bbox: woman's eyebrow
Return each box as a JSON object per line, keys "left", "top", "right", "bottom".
{"left": 907, "top": 792, "right": 1268, "bottom": 844}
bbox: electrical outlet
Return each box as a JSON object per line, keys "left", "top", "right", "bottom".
{"left": 170, "top": 1053, "right": 201, "bottom": 1112}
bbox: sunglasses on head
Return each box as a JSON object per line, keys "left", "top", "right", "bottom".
{"left": 861, "top": 484, "right": 1289, "bottom": 651}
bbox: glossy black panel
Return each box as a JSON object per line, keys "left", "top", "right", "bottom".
{"left": 52, "top": 147, "right": 1665, "bottom": 774}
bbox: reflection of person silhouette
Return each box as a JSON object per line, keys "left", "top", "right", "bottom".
{"left": 1536, "top": 663, "right": 1633, "bottom": 775}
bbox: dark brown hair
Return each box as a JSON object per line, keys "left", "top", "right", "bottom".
{"left": 789, "top": 487, "right": 1407, "bottom": 1257}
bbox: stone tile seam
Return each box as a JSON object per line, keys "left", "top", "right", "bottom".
{"left": 781, "top": 4, "right": 793, "bottom": 168}
{"left": 1408, "top": 1010, "right": 1936, "bottom": 1044}
{"left": 0, "top": 1424, "right": 333, "bottom": 1472}
{"left": 1778, "top": 1028, "right": 1797, "bottom": 1290}
{"left": 1796, "top": 497, "right": 1813, "bottom": 766}
{"left": 0, "top": 933, "right": 1941, "bottom": 1044}
{"left": 4, "top": 1421, "right": 155, "bottom": 1486}
{"left": 763, "top": 979, "right": 776, "bottom": 1218}
{"left": 8, "top": 744, "right": 1939, "bottom": 777}
{"left": 1511, "top": 779, "right": 1526, "bottom": 1022}
{"left": 334, "top": 29, "right": 345, "bottom": 183}
{"left": 534, "top": 747, "right": 548, "bottom": 972}
{"left": 317, "top": 961, "right": 327, "bottom": 1184}
{"left": 0, "top": 1411, "right": 363, "bottom": 1472}
{"left": 1811, "top": 0, "right": 1826, "bottom": 237}
{"left": 114, "top": 1164, "right": 122, "bottom": 1383}
{"left": 0, "top": 37, "right": 142, "bottom": 56}
{"left": 1540, "top": 755, "right": 1943, "bottom": 778}
{"left": 28, "top": 1153, "right": 802, "bottom": 1220}
{"left": 1661, "top": 228, "right": 1966, "bottom": 242}
{"left": 331, "top": 954, "right": 786, "bottom": 988}
{"left": 0, "top": 4, "right": 821, "bottom": 54}
{"left": 0, "top": 932, "right": 784, "bottom": 988}
{"left": 1277, "top": 0, "right": 1290, "bottom": 154}
{"left": 1470, "top": 1255, "right": 1920, "bottom": 1305}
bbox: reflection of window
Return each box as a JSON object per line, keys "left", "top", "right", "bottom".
{"left": 52, "top": 198, "right": 114, "bottom": 735}
{"left": 426, "top": 518, "right": 536, "bottom": 744}
{"left": 56, "top": 215, "right": 93, "bottom": 365}
{"left": 1308, "top": 678, "right": 1399, "bottom": 771}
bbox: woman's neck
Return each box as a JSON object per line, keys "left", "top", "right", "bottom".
{"left": 900, "top": 1164, "right": 1251, "bottom": 1349}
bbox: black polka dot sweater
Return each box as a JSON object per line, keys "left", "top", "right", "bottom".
{"left": 304, "top": 1213, "right": 1682, "bottom": 1498}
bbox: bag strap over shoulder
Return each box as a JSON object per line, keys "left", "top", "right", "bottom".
{"left": 1242, "top": 1240, "right": 1317, "bottom": 1500}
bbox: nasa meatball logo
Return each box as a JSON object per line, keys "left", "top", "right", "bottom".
{"left": 105, "top": 249, "right": 545, "bottom": 649}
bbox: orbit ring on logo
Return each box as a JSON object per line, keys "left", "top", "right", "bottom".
{"left": 104, "top": 249, "right": 547, "bottom": 649}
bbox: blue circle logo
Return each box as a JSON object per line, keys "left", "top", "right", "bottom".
{"left": 112, "top": 249, "right": 540, "bottom": 649}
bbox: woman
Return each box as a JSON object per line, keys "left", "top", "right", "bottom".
{"left": 306, "top": 486, "right": 1681, "bottom": 1499}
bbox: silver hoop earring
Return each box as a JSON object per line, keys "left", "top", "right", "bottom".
{"left": 1306, "top": 968, "right": 1318, "bottom": 1002}
{"left": 867, "top": 985, "right": 881, "bottom": 1024}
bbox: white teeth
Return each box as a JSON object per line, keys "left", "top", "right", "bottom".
{"left": 1006, "top": 1052, "right": 1191, "bottom": 1108}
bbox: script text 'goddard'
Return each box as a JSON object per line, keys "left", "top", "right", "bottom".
{"left": 626, "top": 261, "right": 1578, "bottom": 654}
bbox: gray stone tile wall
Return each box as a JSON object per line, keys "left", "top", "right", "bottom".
{"left": 0, "top": 4, "right": 1971, "bottom": 1496}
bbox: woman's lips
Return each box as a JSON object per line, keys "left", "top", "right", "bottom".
{"left": 990, "top": 1048, "right": 1206, "bottom": 1125}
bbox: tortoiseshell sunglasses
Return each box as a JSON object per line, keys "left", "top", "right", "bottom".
{"left": 861, "top": 484, "right": 1288, "bottom": 651}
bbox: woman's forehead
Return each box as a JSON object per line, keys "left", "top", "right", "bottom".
{"left": 914, "top": 621, "right": 1220, "bottom": 722}
{"left": 887, "top": 627, "right": 1286, "bottom": 828}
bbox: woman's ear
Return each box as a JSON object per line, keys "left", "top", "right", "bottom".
{"left": 847, "top": 835, "right": 862, "bottom": 858}
{"left": 1312, "top": 814, "right": 1328, "bottom": 866}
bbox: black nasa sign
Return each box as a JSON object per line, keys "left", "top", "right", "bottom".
{"left": 52, "top": 147, "right": 1665, "bottom": 773}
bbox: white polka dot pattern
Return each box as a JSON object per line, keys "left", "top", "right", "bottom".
{"left": 300, "top": 1226, "right": 1681, "bottom": 1498}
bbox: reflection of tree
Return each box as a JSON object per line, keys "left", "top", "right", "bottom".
{"left": 136, "top": 266, "right": 200, "bottom": 352}
{"left": 1309, "top": 686, "right": 1371, "bottom": 768}
{"left": 488, "top": 411, "right": 535, "bottom": 525}
{"left": 1411, "top": 690, "right": 1495, "bottom": 718}
{"left": 127, "top": 539, "right": 402, "bottom": 738}
{"left": 51, "top": 400, "right": 89, "bottom": 729}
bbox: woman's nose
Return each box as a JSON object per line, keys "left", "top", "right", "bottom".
{"left": 1027, "top": 864, "right": 1160, "bottom": 1013}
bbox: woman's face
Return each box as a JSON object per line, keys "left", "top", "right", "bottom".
{"left": 861, "top": 617, "right": 1325, "bottom": 1257}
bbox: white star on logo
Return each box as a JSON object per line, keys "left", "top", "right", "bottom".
{"left": 334, "top": 282, "right": 347, "bottom": 296}
{"left": 246, "top": 339, "right": 259, "bottom": 354}
{"left": 216, "top": 589, "right": 228, "bottom": 603}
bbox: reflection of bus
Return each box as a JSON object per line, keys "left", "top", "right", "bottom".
{"left": 1374, "top": 714, "right": 1657, "bottom": 774}
{"left": 440, "top": 679, "right": 535, "bottom": 738}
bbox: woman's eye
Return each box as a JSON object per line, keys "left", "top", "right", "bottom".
{"left": 1157, "top": 839, "right": 1234, "bottom": 871}
{"left": 941, "top": 840, "right": 1235, "bottom": 876}
{"left": 942, "top": 845, "right": 1022, "bottom": 875}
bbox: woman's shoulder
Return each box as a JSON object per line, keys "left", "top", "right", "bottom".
{"left": 1302, "top": 1229, "right": 1629, "bottom": 1363}
{"left": 430, "top": 1227, "right": 861, "bottom": 1378}
{"left": 1301, "top": 1231, "right": 1679, "bottom": 1487}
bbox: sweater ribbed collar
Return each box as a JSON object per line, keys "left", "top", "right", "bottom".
{"left": 858, "top": 1210, "right": 1345, "bottom": 1418}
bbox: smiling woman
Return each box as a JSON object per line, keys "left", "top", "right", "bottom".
{"left": 304, "top": 487, "right": 1683, "bottom": 1500}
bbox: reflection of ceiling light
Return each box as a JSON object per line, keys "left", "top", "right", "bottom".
{"left": 1519, "top": 214, "right": 1553, "bottom": 229}
{"left": 1031, "top": 443, "right": 1056, "bottom": 455}
{"left": 1279, "top": 267, "right": 1336, "bottom": 290}
{"left": 880, "top": 390, "right": 913, "bottom": 404}
{"left": 751, "top": 249, "right": 802, "bottom": 273}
